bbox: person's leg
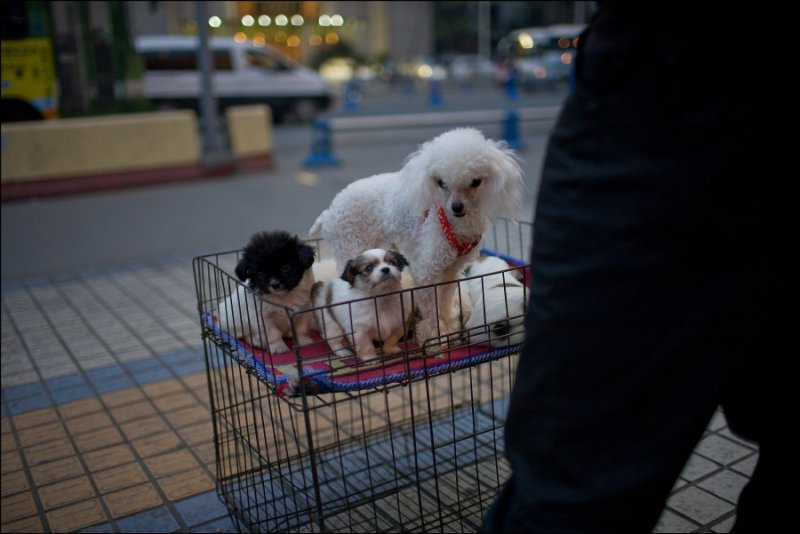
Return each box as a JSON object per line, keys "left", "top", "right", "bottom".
{"left": 725, "top": 275, "right": 797, "bottom": 532}
{"left": 482, "top": 7, "right": 794, "bottom": 532}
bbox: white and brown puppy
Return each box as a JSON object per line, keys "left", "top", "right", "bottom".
{"left": 462, "top": 255, "right": 528, "bottom": 347}
{"left": 312, "top": 249, "right": 413, "bottom": 362}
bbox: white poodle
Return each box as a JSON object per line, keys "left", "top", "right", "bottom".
{"left": 309, "top": 127, "right": 523, "bottom": 351}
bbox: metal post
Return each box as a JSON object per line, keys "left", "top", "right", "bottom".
{"left": 478, "top": 1, "right": 491, "bottom": 60}
{"left": 195, "top": 1, "right": 231, "bottom": 170}
{"left": 502, "top": 108, "right": 524, "bottom": 151}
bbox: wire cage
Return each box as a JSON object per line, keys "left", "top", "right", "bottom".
{"left": 193, "top": 219, "right": 533, "bottom": 533}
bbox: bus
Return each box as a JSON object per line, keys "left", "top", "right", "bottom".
{"left": 1, "top": 0, "right": 59, "bottom": 122}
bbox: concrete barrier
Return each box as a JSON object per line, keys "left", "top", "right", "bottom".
{"left": 225, "top": 104, "right": 274, "bottom": 172}
{"left": 2, "top": 111, "right": 201, "bottom": 181}
{"left": 1, "top": 110, "right": 202, "bottom": 200}
{"left": 1, "top": 104, "right": 274, "bottom": 201}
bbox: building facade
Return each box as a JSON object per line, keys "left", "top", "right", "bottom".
{"left": 125, "top": 1, "right": 434, "bottom": 66}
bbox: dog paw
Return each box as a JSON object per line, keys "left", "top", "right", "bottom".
{"left": 332, "top": 347, "right": 354, "bottom": 358}
{"left": 268, "top": 341, "right": 291, "bottom": 354}
{"left": 355, "top": 349, "right": 378, "bottom": 363}
{"left": 420, "top": 339, "right": 445, "bottom": 356}
{"left": 382, "top": 344, "right": 402, "bottom": 356}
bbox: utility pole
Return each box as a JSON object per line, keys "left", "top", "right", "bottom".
{"left": 478, "top": 1, "right": 491, "bottom": 59}
{"left": 194, "top": 1, "right": 231, "bottom": 170}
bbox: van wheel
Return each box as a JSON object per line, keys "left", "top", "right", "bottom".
{"left": 291, "top": 99, "right": 316, "bottom": 122}
{"left": 1, "top": 99, "right": 42, "bottom": 122}
{"left": 155, "top": 101, "right": 178, "bottom": 111}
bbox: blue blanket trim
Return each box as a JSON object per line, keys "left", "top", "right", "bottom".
{"left": 203, "top": 312, "right": 520, "bottom": 396}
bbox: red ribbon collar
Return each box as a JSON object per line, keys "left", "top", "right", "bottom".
{"left": 422, "top": 200, "right": 481, "bottom": 257}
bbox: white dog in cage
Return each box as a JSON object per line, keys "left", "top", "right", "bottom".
{"left": 462, "top": 255, "right": 528, "bottom": 347}
{"left": 309, "top": 128, "right": 523, "bottom": 351}
{"left": 311, "top": 249, "right": 414, "bottom": 362}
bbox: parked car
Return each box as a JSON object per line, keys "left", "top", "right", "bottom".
{"left": 395, "top": 56, "right": 447, "bottom": 82}
{"left": 318, "top": 56, "right": 379, "bottom": 85}
{"left": 514, "top": 49, "right": 575, "bottom": 91}
{"left": 497, "top": 23, "right": 583, "bottom": 91}
{"left": 134, "top": 35, "right": 334, "bottom": 122}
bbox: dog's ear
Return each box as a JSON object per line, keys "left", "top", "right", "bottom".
{"left": 234, "top": 258, "right": 249, "bottom": 282}
{"left": 489, "top": 140, "right": 525, "bottom": 221}
{"left": 341, "top": 259, "right": 359, "bottom": 286}
{"left": 400, "top": 141, "right": 437, "bottom": 209}
{"left": 387, "top": 250, "right": 409, "bottom": 270}
{"left": 298, "top": 242, "right": 316, "bottom": 270}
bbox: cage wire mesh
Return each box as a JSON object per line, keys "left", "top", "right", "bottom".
{"left": 193, "top": 219, "right": 532, "bottom": 533}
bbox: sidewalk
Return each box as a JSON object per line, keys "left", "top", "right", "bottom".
{"left": 1, "top": 105, "right": 759, "bottom": 532}
{"left": 0, "top": 246, "right": 760, "bottom": 533}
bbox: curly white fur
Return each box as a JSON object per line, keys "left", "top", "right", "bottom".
{"left": 309, "top": 128, "right": 523, "bottom": 350}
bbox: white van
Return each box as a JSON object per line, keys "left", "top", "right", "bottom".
{"left": 134, "top": 35, "right": 334, "bottom": 122}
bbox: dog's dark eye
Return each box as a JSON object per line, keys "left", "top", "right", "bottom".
{"left": 280, "top": 265, "right": 291, "bottom": 274}
{"left": 435, "top": 178, "right": 447, "bottom": 189}
{"left": 364, "top": 265, "right": 374, "bottom": 274}
{"left": 470, "top": 178, "right": 483, "bottom": 188}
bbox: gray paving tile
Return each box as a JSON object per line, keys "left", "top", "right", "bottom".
{"left": 698, "top": 469, "right": 749, "bottom": 504}
{"left": 653, "top": 509, "right": 699, "bottom": 533}
{"left": 717, "top": 426, "right": 759, "bottom": 448}
{"left": 667, "top": 486, "right": 735, "bottom": 526}
{"left": 1, "top": 370, "right": 41, "bottom": 387}
{"left": 730, "top": 454, "right": 759, "bottom": 478}
{"left": 695, "top": 435, "right": 753, "bottom": 466}
{"left": 79, "top": 358, "right": 120, "bottom": 371}
{"left": 1, "top": 359, "right": 36, "bottom": 375}
{"left": 711, "top": 514, "right": 737, "bottom": 533}
{"left": 679, "top": 452, "right": 721, "bottom": 482}
{"left": 707, "top": 410, "right": 728, "bottom": 432}
{"left": 40, "top": 364, "right": 80, "bottom": 379}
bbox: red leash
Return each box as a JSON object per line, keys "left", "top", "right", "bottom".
{"left": 422, "top": 200, "right": 481, "bottom": 257}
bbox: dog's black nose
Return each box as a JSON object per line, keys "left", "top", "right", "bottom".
{"left": 381, "top": 266, "right": 390, "bottom": 274}
{"left": 452, "top": 202, "right": 465, "bottom": 216}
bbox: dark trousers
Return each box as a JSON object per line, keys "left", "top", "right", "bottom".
{"left": 482, "top": 5, "right": 796, "bottom": 532}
